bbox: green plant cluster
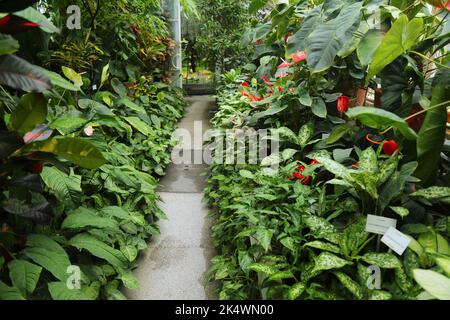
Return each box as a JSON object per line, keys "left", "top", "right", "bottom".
{"left": 0, "top": 0, "right": 185, "bottom": 300}
{"left": 205, "top": 0, "right": 450, "bottom": 300}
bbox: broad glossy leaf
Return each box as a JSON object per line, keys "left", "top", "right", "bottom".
{"left": 47, "top": 282, "right": 91, "bottom": 300}
{"left": 413, "top": 269, "right": 450, "bottom": 300}
{"left": 61, "top": 66, "right": 82, "bottom": 86}
{"left": 0, "top": 34, "right": 18, "bottom": 54}
{"left": 315, "top": 156, "right": 353, "bottom": 182}
{"left": 69, "top": 233, "right": 128, "bottom": 269}
{"left": 311, "top": 97, "right": 327, "bottom": 118}
{"left": 8, "top": 93, "right": 47, "bottom": 133}
{"left": 415, "top": 70, "right": 449, "bottom": 183}
{"left": 306, "top": 2, "right": 363, "bottom": 72}
{"left": 62, "top": 207, "right": 119, "bottom": 231}
{"left": 310, "top": 252, "right": 352, "bottom": 276}
{"left": 23, "top": 234, "right": 71, "bottom": 282}
{"left": 0, "top": 281, "right": 25, "bottom": 300}
{"left": 326, "top": 124, "right": 350, "bottom": 145}
{"left": 25, "top": 137, "right": 106, "bottom": 169}
{"left": 40, "top": 166, "right": 81, "bottom": 205}
{"left": 13, "top": 7, "right": 59, "bottom": 33}
{"left": 35, "top": 66, "right": 80, "bottom": 91}
{"left": 367, "top": 16, "right": 423, "bottom": 79}
{"left": 124, "top": 117, "right": 151, "bottom": 136}
{"left": 357, "top": 29, "right": 383, "bottom": 66}
{"left": 346, "top": 107, "right": 417, "bottom": 140}
{"left": 8, "top": 259, "right": 41, "bottom": 297}
{"left": 0, "top": 55, "right": 51, "bottom": 92}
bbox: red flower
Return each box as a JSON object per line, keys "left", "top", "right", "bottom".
{"left": 309, "top": 159, "right": 320, "bottom": 165}
{"left": 241, "top": 90, "right": 249, "bottom": 97}
{"left": 337, "top": 96, "right": 350, "bottom": 113}
{"left": 0, "top": 16, "right": 11, "bottom": 28}
{"left": 433, "top": 1, "right": 450, "bottom": 10}
{"left": 250, "top": 94, "right": 264, "bottom": 102}
{"left": 29, "top": 162, "right": 43, "bottom": 174}
{"left": 292, "top": 51, "right": 307, "bottom": 63}
{"left": 292, "top": 164, "right": 311, "bottom": 185}
{"left": 277, "top": 86, "right": 283, "bottom": 93}
{"left": 383, "top": 140, "right": 399, "bottom": 156}
{"left": 242, "top": 81, "right": 249, "bottom": 87}
{"left": 278, "top": 62, "right": 293, "bottom": 69}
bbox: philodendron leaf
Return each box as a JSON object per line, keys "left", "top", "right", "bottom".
{"left": 413, "top": 269, "right": 450, "bottom": 300}
{"left": 346, "top": 107, "right": 417, "bottom": 140}
{"left": 8, "top": 93, "right": 47, "bottom": 134}
{"left": 8, "top": 260, "right": 42, "bottom": 297}
{"left": 367, "top": 15, "right": 423, "bottom": 79}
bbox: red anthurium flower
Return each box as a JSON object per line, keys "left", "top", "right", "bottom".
{"left": 383, "top": 140, "right": 399, "bottom": 156}
{"left": 0, "top": 15, "right": 40, "bottom": 34}
{"left": 278, "top": 61, "right": 294, "bottom": 69}
{"left": 432, "top": 0, "right": 450, "bottom": 10}
{"left": 242, "top": 81, "right": 249, "bottom": 87}
{"left": 0, "top": 16, "right": 12, "bottom": 28}
{"left": 292, "top": 164, "right": 312, "bottom": 185}
{"left": 337, "top": 96, "right": 350, "bottom": 113}
{"left": 292, "top": 51, "right": 307, "bottom": 63}
{"left": 277, "top": 86, "right": 283, "bottom": 93}
{"left": 309, "top": 159, "right": 320, "bottom": 165}
{"left": 241, "top": 89, "right": 249, "bottom": 97}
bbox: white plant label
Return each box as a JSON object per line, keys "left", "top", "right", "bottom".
{"left": 365, "top": 214, "right": 397, "bottom": 235}
{"left": 381, "top": 227, "right": 411, "bottom": 256}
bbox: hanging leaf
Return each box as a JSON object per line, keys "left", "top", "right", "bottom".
{"left": 346, "top": 107, "right": 417, "bottom": 140}
{"left": 24, "top": 137, "right": 106, "bottom": 169}
{"left": 8, "top": 93, "right": 47, "bottom": 134}
{"left": 306, "top": 2, "right": 363, "bottom": 72}
{"left": 62, "top": 66, "right": 82, "bottom": 86}
{"left": 367, "top": 15, "right": 423, "bottom": 79}
{"left": 0, "top": 34, "right": 19, "bottom": 54}
{"left": 0, "top": 55, "right": 51, "bottom": 92}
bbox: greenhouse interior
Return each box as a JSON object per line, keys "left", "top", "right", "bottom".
{"left": 0, "top": 0, "right": 450, "bottom": 307}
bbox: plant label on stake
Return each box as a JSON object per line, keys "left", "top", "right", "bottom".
{"left": 365, "top": 214, "right": 397, "bottom": 235}
{"left": 381, "top": 227, "right": 411, "bottom": 256}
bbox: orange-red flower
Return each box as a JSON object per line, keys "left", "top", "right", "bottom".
{"left": 337, "top": 96, "right": 350, "bottom": 113}
{"left": 292, "top": 51, "right": 307, "bottom": 63}
{"left": 383, "top": 140, "right": 399, "bottom": 156}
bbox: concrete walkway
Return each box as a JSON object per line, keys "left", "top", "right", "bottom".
{"left": 125, "top": 96, "right": 217, "bottom": 300}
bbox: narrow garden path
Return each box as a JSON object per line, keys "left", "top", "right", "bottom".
{"left": 125, "top": 96, "right": 217, "bottom": 300}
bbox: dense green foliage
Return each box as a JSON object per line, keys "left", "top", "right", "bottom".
{"left": 205, "top": 0, "right": 450, "bottom": 300}
{"left": 0, "top": 0, "right": 185, "bottom": 300}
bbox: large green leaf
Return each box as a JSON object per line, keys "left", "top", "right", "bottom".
{"left": 124, "top": 117, "right": 151, "bottom": 136}
{"left": 8, "top": 93, "right": 47, "bottom": 133}
{"left": 40, "top": 166, "right": 81, "bottom": 205}
{"left": 310, "top": 252, "right": 352, "bottom": 277}
{"left": 23, "top": 234, "right": 71, "bottom": 282}
{"left": 13, "top": 7, "right": 59, "bottom": 33}
{"left": 411, "top": 186, "right": 450, "bottom": 202}
{"left": 62, "top": 207, "right": 119, "bottom": 231}
{"left": 361, "top": 252, "right": 402, "bottom": 269}
{"left": 357, "top": 29, "right": 383, "bottom": 66}
{"left": 8, "top": 259, "right": 42, "bottom": 297}
{"left": 334, "top": 271, "right": 364, "bottom": 299}
{"left": 415, "top": 70, "right": 450, "bottom": 183}
{"left": 35, "top": 66, "right": 81, "bottom": 91}
{"left": 314, "top": 156, "right": 354, "bottom": 182}
{"left": 306, "top": 2, "right": 362, "bottom": 72}
{"left": 0, "top": 281, "right": 25, "bottom": 300}
{"left": 47, "top": 282, "right": 92, "bottom": 300}
{"left": 0, "top": 34, "right": 19, "bottom": 55}
{"left": 346, "top": 107, "right": 417, "bottom": 140}
{"left": 249, "top": 0, "right": 268, "bottom": 13}
{"left": 69, "top": 233, "right": 128, "bottom": 269}
{"left": 413, "top": 269, "right": 450, "bottom": 300}
{"left": 24, "top": 137, "right": 106, "bottom": 169}
{"left": 367, "top": 15, "right": 423, "bottom": 79}
{"left": 0, "top": 55, "right": 51, "bottom": 92}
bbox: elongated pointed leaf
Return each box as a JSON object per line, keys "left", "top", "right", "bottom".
{"left": 0, "top": 55, "right": 51, "bottom": 92}
{"left": 8, "top": 259, "right": 42, "bottom": 297}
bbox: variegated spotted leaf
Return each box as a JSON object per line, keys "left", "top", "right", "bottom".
{"left": 334, "top": 271, "right": 364, "bottom": 299}
{"left": 304, "top": 241, "right": 341, "bottom": 254}
{"left": 248, "top": 263, "right": 279, "bottom": 276}
{"left": 298, "top": 122, "right": 314, "bottom": 148}
{"left": 395, "top": 265, "right": 414, "bottom": 293}
{"left": 390, "top": 206, "right": 410, "bottom": 218}
{"left": 377, "top": 154, "right": 398, "bottom": 186}
{"left": 368, "top": 290, "right": 392, "bottom": 300}
{"left": 411, "top": 186, "right": 450, "bottom": 203}
{"left": 271, "top": 127, "right": 299, "bottom": 144}
{"left": 315, "top": 156, "right": 354, "bottom": 182}
{"left": 359, "top": 147, "right": 378, "bottom": 174}
{"left": 361, "top": 252, "right": 402, "bottom": 269}
{"left": 311, "top": 252, "right": 352, "bottom": 275}
{"left": 266, "top": 271, "right": 295, "bottom": 282}
{"left": 288, "top": 282, "right": 306, "bottom": 300}
{"left": 350, "top": 171, "right": 378, "bottom": 199}
{"left": 340, "top": 215, "right": 370, "bottom": 258}
{"left": 303, "top": 215, "right": 341, "bottom": 244}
